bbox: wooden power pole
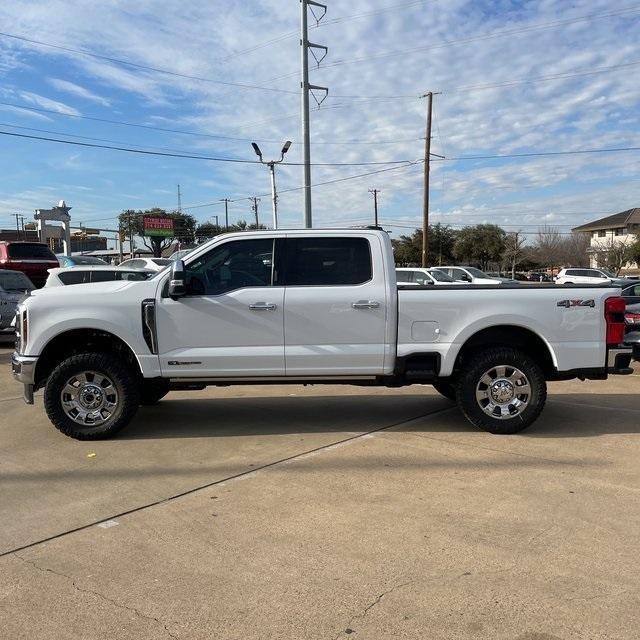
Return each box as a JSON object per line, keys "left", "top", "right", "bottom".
{"left": 368, "top": 189, "right": 380, "bottom": 226}
{"left": 421, "top": 92, "right": 433, "bottom": 267}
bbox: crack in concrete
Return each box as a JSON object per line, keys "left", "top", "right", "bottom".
{"left": 334, "top": 580, "right": 413, "bottom": 639}
{"left": 14, "top": 553, "right": 178, "bottom": 638}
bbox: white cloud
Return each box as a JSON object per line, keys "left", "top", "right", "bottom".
{"left": 47, "top": 78, "right": 111, "bottom": 107}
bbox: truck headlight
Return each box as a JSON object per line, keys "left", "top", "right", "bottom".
{"left": 15, "top": 307, "right": 28, "bottom": 354}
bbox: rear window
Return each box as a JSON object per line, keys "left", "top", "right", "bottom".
{"left": 152, "top": 259, "right": 171, "bottom": 266}
{"left": 7, "top": 243, "right": 56, "bottom": 260}
{"left": 90, "top": 271, "right": 120, "bottom": 283}
{"left": 285, "top": 238, "right": 372, "bottom": 286}
{"left": 58, "top": 271, "right": 90, "bottom": 285}
{"left": 74, "top": 256, "right": 108, "bottom": 265}
{"left": 0, "top": 270, "right": 34, "bottom": 291}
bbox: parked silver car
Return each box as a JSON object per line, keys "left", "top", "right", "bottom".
{"left": 0, "top": 269, "right": 34, "bottom": 330}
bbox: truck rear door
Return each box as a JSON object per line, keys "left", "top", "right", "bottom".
{"left": 283, "top": 234, "right": 389, "bottom": 375}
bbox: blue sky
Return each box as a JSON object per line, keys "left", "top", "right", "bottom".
{"left": 0, "top": 0, "right": 639, "bottom": 247}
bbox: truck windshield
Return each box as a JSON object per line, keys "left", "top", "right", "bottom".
{"left": 0, "top": 271, "right": 34, "bottom": 291}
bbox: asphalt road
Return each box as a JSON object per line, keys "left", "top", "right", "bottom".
{"left": 1, "top": 333, "right": 639, "bottom": 639}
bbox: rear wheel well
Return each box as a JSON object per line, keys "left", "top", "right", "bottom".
{"left": 35, "top": 329, "right": 141, "bottom": 389}
{"left": 453, "top": 326, "right": 555, "bottom": 378}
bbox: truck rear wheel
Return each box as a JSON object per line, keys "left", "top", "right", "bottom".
{"left": 44, "top": 353, "right": 140, "bottom": 440}
{"left": 456, "top": 347, "right": 546, "bottom": 434}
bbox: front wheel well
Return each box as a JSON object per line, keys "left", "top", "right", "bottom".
{"left": 35, "top": 329, "right": 141, "bottom": 389}
{"left": 453, "top": 325, "right": 555, "bottom": 377}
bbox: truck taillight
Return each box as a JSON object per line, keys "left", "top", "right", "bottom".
{"left": 605, "top": 296, "right": 625, "bottom": 346}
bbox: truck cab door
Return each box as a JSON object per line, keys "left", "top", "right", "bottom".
{"left": 282, "top": 234, "right": 389, "bottom": 376}
{"left": 155, "top": 237, "right": 284, "bottom": 377}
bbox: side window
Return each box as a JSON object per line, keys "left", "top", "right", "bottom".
{"left": 185, "top": 238, "right": 274, "bottom": 295}
{"left": 396, "top": 271, "right": 412, "bottom": 283}
{"left": 119, "top": 271, "right": 150, "bottom": 281}
{"left": 285, "top": 237, "right": 372, "bottom": 286}
{"left": 451, "top": 268, "right": 465, "bottom": 280}
{"left": 58, "top": 271, "right": 89, "bottom": 285}
{"left": 565, "top": 270, "right": 579, "bottom": 276}
{"left": 414, "top": 272, "right": 430, "bottom": 285}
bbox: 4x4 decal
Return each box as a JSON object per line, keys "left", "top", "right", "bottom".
{"left": 557, "top": 299, "right": 595, "bottom": 308}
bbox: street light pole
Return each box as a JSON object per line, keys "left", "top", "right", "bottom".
{"left": 251, "top": 140, "right": 292, "bottom": 229}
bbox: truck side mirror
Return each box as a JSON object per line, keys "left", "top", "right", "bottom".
{"left": 168, "top": 259, "right": 186, "bottom": 299}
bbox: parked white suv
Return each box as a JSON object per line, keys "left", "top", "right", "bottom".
{"left": 555, "top": 268, "right": 633, "bottom": 286}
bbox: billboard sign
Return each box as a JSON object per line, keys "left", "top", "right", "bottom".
{"left": 143, "top": 216, "right": 174, "bottom": 237}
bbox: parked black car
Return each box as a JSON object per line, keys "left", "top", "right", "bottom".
{"left": 625, "top": 302, "right": 640, "bottom": 333}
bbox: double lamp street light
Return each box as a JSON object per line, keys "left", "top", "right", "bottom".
{"left": 251, "top": 140, "right": 292, "bottom": 230}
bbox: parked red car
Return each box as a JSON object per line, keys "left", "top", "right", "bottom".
{"left": 0, "top": 241, "right": 59, "bottom": 288}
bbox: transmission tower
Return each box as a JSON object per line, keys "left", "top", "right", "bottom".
{"left": 301, "top": 0, "right": 328, "bottom": 228}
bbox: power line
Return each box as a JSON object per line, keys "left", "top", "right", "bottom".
{"left": 0, "top": 129, "right": 420, "bottom": 166}
{"left": 437, "top": 147, "right": 640, "bottom": 162}
{"left": 0, "top": 99, "right": 416, "bottom": 145}
{"left": 271, "top": 5, "right": 640, "bottom": 80}
{"left": 331, "top": 58, "right": 640, "bottom": 99}
{"left": 0, "top": 31, "right": 299, "bottom": 96}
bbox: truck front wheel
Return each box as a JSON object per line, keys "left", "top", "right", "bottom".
{"left": 44, "top": 353, "right": 140, "bottom": 440}
{"left": 456, "top": 347, "right": 547, "bottom": 434}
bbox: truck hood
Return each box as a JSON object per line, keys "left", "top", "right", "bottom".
{"left": 30, "top": 280, "right": 133, "bottom": 298}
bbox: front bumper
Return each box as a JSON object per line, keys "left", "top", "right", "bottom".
{"left": 11, "top": 353, "right": 38, "bottom": 404}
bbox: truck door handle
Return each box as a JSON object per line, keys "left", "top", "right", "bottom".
{"left": 249, "top": 302, "right": 277, "bottom": 311}
{"left": 352, "top": 300, "right": 380, "bottom": 309}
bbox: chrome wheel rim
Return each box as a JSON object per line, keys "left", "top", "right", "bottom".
{"left": 60, "top": 371, "right": 118, "bottom": 426}
{"left": 475, "top": 365, "right": 531, "bottom": 420}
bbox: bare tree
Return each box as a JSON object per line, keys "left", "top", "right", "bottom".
{"left": 534, "top": 225, "right": 564, "bottom": 272}
{"left": 598, "top": 238, "right": 635, "bottom": 275}
{"left": 504, "top": 231, "right": 527, "bottom": 279}
{"left": 561, "top": 232, "right": 590, "bottom": 267}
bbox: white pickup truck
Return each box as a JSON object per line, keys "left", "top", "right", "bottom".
{"left": 11, "top": 228, "right": 635, "bottom": 440}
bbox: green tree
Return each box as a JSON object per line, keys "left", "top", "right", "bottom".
{"left": 118, "top": 208, "right": 196, "bottom": 257}
{"left": 391, "top": 224, "right": 457, "bottom": 266}
{"left": 453, "top": 224, "right": 506, "bottom": 271}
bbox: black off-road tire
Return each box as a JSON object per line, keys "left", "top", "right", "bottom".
{"left": 140, "top": 379, "right": 170, "bottom": 406}
{"left": 44, "top": 352, "right": 140, "bottom": 440}
{"left": 432, "top": 379, "right": 457, "bottom": 401}
{"left": 455, "top": 347, "right": 547, "bottom": 435}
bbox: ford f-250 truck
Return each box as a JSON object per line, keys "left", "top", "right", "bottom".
{"left": 11, "top": 228, "right": 635, "bottom": 440}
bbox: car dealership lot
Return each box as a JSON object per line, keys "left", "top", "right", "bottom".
{"left": 1, "top": 334, "right": 639, "bottom": 639}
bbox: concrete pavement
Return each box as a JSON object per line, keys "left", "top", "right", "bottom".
{"left": 1, "top": 336, "right": 639, "bottom": 639}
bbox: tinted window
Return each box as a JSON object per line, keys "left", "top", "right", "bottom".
{"left": 185, "top": 238, "right": 274, "bottom": 295}
{"left": 7, "top": 243, "right": 56, "bottom": 259}
{"left": 466, "top": 267, "right": 490, "bottom": 278}
{"left": 0, "top": 271, "right": 34, "bottom": 291}
{"left": 286, "top": 238, "right": 372, "bottom": 286}
{"left": 58, "top": 271, "right": 90, "bottom": 285}
{"left": 152, "top": 259, "right": 171, "bottom": 267}
{"left": 428, "top": 269, "right": 455, "bottom": 282}
{"left": 565, "top": 270, "right": 579, "bottom": 276}
{"left": 119, "top": 271, "right": 152, "bottom": 281}
{"left": 624, "top": 284, "right": 640, "bottom": 296}
{"left": 396, "top": 271, "right": 413, "bottom": 282}
{"left": 90, "top": 271, "right": 120, "bottom": 283}
{"left": 74, "top": 256, "right": 108, "bottom": 265}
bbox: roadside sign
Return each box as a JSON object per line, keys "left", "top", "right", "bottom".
{"left": 143, "top": 216, "right": 174, "bottom": 237}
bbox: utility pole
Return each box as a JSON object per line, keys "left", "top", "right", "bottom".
{"left": 250, "top": 197, "right": 260, "bottom": 228}
{"left": 220, "top": 198, "right": 230, "bottom": 231}
{"left": 421, "top": 92, "right": 433, "bottom": 268}
{"left": 12, "top": 213, "right": 20, "bottom": 238}
{"left": 301, "top": 0, "right": 328, "bottom": 228}
{"left": 368, "top": 189, "right": 380, "bottom": 227}
{"left": 177, "top": 184, "right": 182, "bottom": 212}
